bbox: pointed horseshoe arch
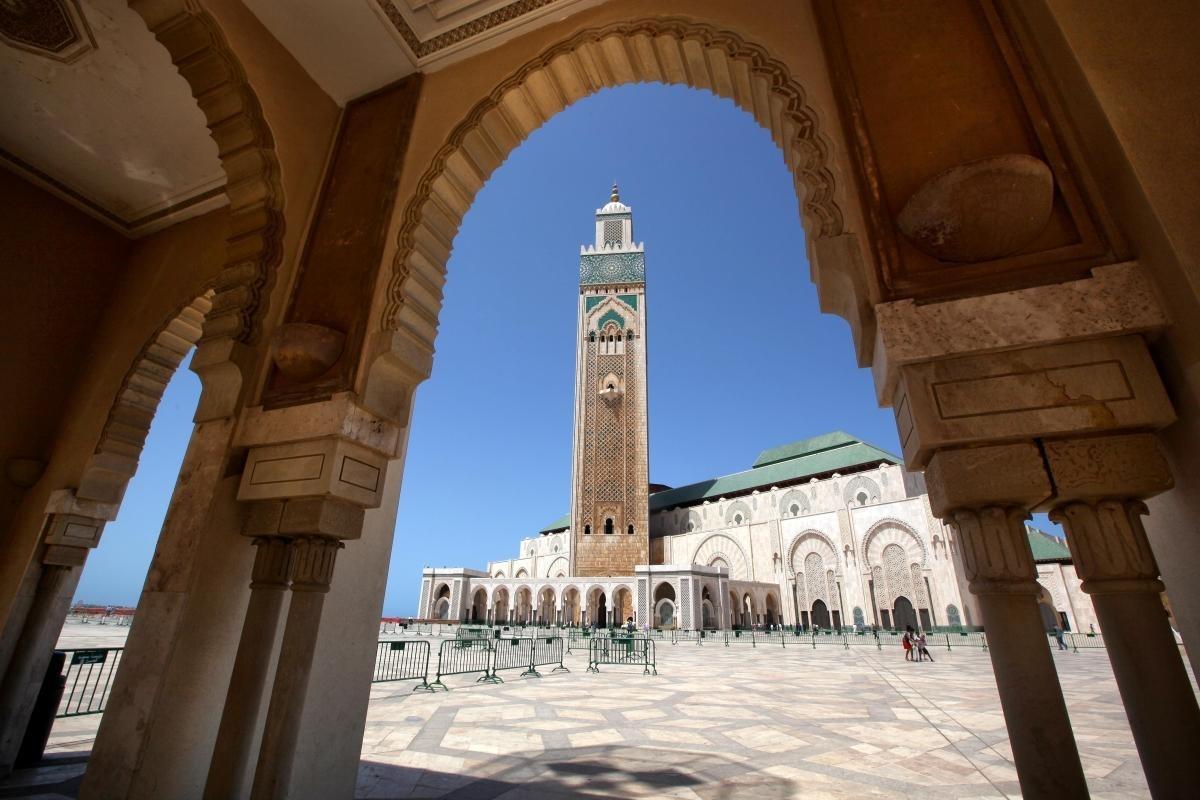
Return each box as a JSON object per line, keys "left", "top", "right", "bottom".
{"left": 380, "top": 17, "right": 847, "bottom": 339}
{"left": 692, "top": 533, "right": 749, "bottom": 580}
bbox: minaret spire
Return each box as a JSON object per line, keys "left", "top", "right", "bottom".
{"left": 610, "top": 182, "right": 620, "bottom": 203}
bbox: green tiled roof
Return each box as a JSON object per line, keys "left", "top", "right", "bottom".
{"left": 1027, "top": 525, "right": 1072, "bottom": 562}
{"left": 649, "top": 434, "right": 901, "bottom": 511}
{"left": 539, "top": 514, "right": 571, "bottom": 534}
{"left": 538, "top": 432, "right": 902, "bottom": 533}
{"left": 754, "top": 431, "right": 870, "bottom": 468}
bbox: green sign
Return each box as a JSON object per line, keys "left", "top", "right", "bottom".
{"left": 71, "top": 649, "right": 108, "bottom": 665}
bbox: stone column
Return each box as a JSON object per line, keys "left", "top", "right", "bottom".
{"left": 926, "top": 444, "right": 1089, "bottom": 798}
{"left": 0, "top": 490, "right": 112, "bottom": 773}
{"left": 1045, "top": 434, "right": 1200, "bottom": 799}
{"left": 251, "top": 536, "right": 343, "bottom": 800}
{"left": 204, "top": 535, "right": 293, "bottom": 800}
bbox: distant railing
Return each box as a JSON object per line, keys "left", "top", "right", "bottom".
{"left": 586, "top": 636, "right": 656, "bottom": 675}
{"left": 56, "top": 648, "right": 123, "bottom": 717}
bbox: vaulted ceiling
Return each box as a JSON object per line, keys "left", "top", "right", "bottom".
{"left": 0, "top": 0, "right": 597, "bottom": 238}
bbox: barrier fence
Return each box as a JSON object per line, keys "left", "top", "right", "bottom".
{"left": 587, "top": 636, "right": 657, "bottom": 675}
{"left": 529, "top": 636, "right": 570, "bottom": 677}
{"left": 492, "top": 637, "right": 536, "bottom": 677}
{"left": 58, "top": 647, "right": 122, "bottom": 717}
{"left": 373, "top": 640, "right": 433, "bottom": 691}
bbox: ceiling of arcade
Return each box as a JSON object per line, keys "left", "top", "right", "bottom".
{"left": 0, "top": 0, "right": 227, "bottom": 237}
{"left": 0, "top": 0, "right": 596, "bottom": 239}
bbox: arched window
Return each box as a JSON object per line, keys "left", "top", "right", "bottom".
{"left": 733, "top": 513, "right": 743, "bottom": 525}
{"left": 584, "top": 524, "right": 591, "bottom": 535}
{"left": 789, "top": 503, "right": 799, "bottom": 515}
{"left": 604, "top": 518, "right": 614, "bottom": 535}
{"left": 627, "top": 524, "right": 634, "bottom": 535}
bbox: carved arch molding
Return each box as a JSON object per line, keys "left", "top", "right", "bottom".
{"left": 130, "top": 0, "right": 283, "bottom": 347}
{"left": 381, "top": 17, "right": 846, "bottom": 343}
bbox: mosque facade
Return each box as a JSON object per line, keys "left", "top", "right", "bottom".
{"left": 418, "top": 190, "right": 1097, "bottom": 633}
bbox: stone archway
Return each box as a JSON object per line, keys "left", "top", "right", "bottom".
{"left": 365, "top": 17, "right": 859, "bottom": 414}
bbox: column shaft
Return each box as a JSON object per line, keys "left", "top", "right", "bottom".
{"left": 250, "top": 537, "right": 340, "bottom": 800}
{"left": 1053, "top": 498, "right": 1200, "bottom": 799}
{"left": 204, "top": 537, "right": 292, "bottom": 800}
{"left": 950, "top": 506, "right": 1089, "bottom": 798}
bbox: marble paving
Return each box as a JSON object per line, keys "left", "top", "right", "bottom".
{"left": 357, "top": 641, "right": 1178, "bottom": 799}
{"left": 3, "top": 623, "right": 1195, "bottom": 798}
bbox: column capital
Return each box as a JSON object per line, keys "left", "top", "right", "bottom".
{"left": 249, "top": 537, "right": 294, "bottom": 590}
{"left": 1051, "top": 500, "right": 1162, "bottom": 595}
{"left": 946, "top": 506, "right": 1040, "bottom": 596}
{"left": 289, "top": 537, "right": 342, "bottom": 593}
{"left": 41, "top": 488, "right": 120, "bottom": 552}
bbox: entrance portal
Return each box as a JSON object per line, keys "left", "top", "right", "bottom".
{"left": 811, "top": 599, "right": 831, "bottom": 628}
{"left": 893, "top": 596, "right": 917, "bottom": 631}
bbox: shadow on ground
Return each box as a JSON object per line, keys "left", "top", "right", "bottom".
{"left": 357, "top": 745, "right": 794, "bottom": 799}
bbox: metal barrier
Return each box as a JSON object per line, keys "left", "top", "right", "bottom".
{"left": 431, "top": 639, "right": 498, "bottom": 690}
{"left": 586, "top": 636, "right": 656, "bottom": 675}
{"left": 456, "top": 626, "right": 497, "bottom": 642}
{"left": 57, "top": 648, "right": 123, "bottom": 717}
{"left": 492, "top": 637, "right": 536, "bottom": 678}
{"left": 373, "top": 640, "right": 433, "bottom": 691}
{"left": 528, "top": 636, "right": 570, "bottom": 677}
{"left": 725, "top": 630, "right": 758, "bottom": 647}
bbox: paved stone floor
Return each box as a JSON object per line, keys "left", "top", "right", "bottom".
{"left": 3, "top": 623, "right": 1196, "bottom": 798}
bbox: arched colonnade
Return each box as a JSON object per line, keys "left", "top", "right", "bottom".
{"left": 0, "top": 3, "right": 1195, "bottom": 799}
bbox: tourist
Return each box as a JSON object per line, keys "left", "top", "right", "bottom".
{"left": 903, "top": 625, "right": 915, "bottom": 661}
{"left": 625, "top": 616, "right": 636, "bottom": 634}
{"left": 918, "top": 631, "right": 934, "bottom": 662}
{"left": 1052, "top": 625, "right": 1068, "bottom": 651}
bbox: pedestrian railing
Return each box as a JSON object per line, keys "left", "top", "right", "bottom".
{"left": 57, "top": 648, "right": 123, "bottom": 717}
{"left": 670, "top": 629, "right": 707, "bottom": 645}
{"left": 528, "top": 636, "right": 570, "bottom": 677}
{"left": 430, "top": 639, "right": 498, "bottom": 690}
{"left": 587, "top": 636, "right": 656, "bottom": 675}
{"left": 373, "top": 640, "right": 434, "bottom": 691}
{"left": 492, "top": 637, "right": 536, "bottom": 678}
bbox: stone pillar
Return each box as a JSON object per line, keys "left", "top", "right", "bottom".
{"left": 926, "top": 444, "right": 1089, "bottom": 798}
{"left": 251, "top": 535, "right": 344, "bottom": 800}
{"left": 0, "top": 490, "right": 113, "bottom": 774}
{"left": 203, "top": 536, "right": 293, "bottom": 800}
{"left": 1045, "top": 434, "right": 1200, "bottom": 799}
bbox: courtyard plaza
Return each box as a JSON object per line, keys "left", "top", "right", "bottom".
{"left": 3, "top": 623, "right": 1193, "bottom": 799}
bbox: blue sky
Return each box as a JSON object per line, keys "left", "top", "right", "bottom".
{"left": 74, "top": 83, "right": 1062, "bottom": 615}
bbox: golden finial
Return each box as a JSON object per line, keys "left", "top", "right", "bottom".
{"left": 610, "top": 182, "right": 620, "bottom": 203}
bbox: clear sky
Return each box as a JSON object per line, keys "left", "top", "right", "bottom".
{"left": 73, "top": 83, "right": 1063, "bottom": 614}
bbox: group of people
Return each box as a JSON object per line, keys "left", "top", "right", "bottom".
{"left": 901, "top": 625, "right": 935, "bottom": 662}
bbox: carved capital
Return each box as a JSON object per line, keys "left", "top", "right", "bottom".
{"left": 249, "top": 537, "right": 294, "bottom": 590}
{"left": 1050, "top": 500, "right": 1161, "bottom": 595}
{"left": 289, "top": 537, "right": 342, "bottom": 593}
{"left": 945, "top": 506, "right": 1039, "bottom": 595}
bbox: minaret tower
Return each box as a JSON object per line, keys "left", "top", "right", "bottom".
{"left": 569, "top": 184, "right": 650, "bottom": 577}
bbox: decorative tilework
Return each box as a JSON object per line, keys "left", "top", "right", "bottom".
{"left": 596, "top": 309, "right": 626, "bottom": 332}
{"left": 580, "top": 252, "right": 645, "bottom": 285}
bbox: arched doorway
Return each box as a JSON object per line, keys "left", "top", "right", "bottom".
{"left": 537, "top": 587, "right": 556, "bottom": 625}
{"left": 892, "top": 596, "right": 917, "bottom": 631}
{"left": 492, "top": 587, "right": 510, "bottom": 624}
{"left": 765, "top": 593, "right": 780, "bottom": 627}
{"left": 613, "top": 586, "right": 633, "bottom": 626}
{"left": 811, "top": 599, "right": 831, "bottom": 629}
{"left": 471, "top": 588, "right": 487, "bottom": 622}
{"left": 742, "top": 594, "right": 756, "bottom": 629}
{"left": 562, "top": 587, "right": 581, "bottom": 626}
{"left": 431, "top": 584, "right": 451, "bottom": 620}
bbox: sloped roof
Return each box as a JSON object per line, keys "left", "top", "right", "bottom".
{"left": 539, "top": 432, "right": 902, "bottom": 532}
{"left": 649, "top": 434, "right": 901, "bottom": 511}
{"left": 539, "top": 514, "right": 571, "bottom": 534}
{"left": 1027, "top": 525, "right": 1072, "bottom": 562}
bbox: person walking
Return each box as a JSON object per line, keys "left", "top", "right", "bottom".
{"left": 902, "top": 629, "right": 914, "bottom": 662}
{"left": 1052, "top": 625, "right": 1069, "bottom": 651}
{"left": 918, "top": 631, "right": 934, "bottom": 662}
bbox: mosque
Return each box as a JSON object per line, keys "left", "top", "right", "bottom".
{"left": 418, "top": 189, "right": 1097, "bottom": 633}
